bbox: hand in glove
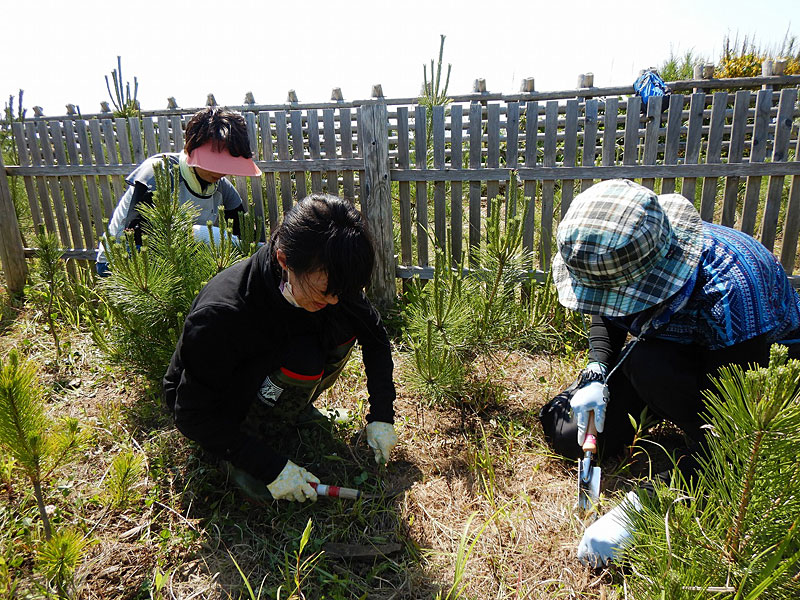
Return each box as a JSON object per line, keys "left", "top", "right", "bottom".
{"left": 366, "top": 421, "right": 398, "bottom": 464}
{"left": 570, "top": 362, "right": 609, "bottom": 445}
{"left": 266, "top": 460, "right": 320, "bottom": 502}
{"left": 192, "top": 224, "right": 240, "bottom": 247}
{"left": 577, "top": 490, "right": 643, "bottom": 567}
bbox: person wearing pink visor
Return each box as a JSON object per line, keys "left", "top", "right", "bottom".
{"left": 95, "top": 106, "right": 261, "bottom": 275}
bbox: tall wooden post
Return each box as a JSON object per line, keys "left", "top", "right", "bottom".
{"left": 0, "top": 152, "right": 28, "bottom": 293}
{"left": 360, "top": 99, "right": 396, "bottom": 310}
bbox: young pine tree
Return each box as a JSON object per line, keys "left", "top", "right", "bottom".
{"left": 0, "top": 350, "right": 85, "bottom": 540}
{"left": 620, "top": 344, "right": 800, "bottom": 599}
{"left": 32, "top": 227, "right": 67, "bottom": 361}
{"left": 403, "top": 179, "right": 555, "bottom": 405}
{"left": 99, "top": 158, "right": 258, "bottom": 381}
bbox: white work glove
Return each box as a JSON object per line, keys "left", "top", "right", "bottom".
{"left": 192, "top": 224, "right": 239, "bottom": 247}
{"left": 578, "top": 490, "right": 643, "bottom": 567}
{"left": 570, "top": 362, "right": 609, "bottom": 446}
{"left": 366, "top": 421, "right": 398, "bottom": 464}
{"left": 266, "top": 460, "right": 320, "bottom": 502}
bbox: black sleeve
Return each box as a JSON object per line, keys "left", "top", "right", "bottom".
{"left": 224, "top": 205, "right": 245, "bottom": 237}
{"left": 344, "top": 294, "right": 396, "bottom": 424}
{"left": 588, "top": 315, "right": 629, "bottom": 368}
{"left": 172, "top": 306, "right": 288, "bottom": 484}
{"left": 126, "top": 181, "right": 153, "bottom": 246}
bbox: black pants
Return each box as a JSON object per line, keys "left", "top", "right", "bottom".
{"left": 540, "top": 335, "right": 774, "bottom": 461}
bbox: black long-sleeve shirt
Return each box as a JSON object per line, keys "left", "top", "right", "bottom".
{"left": 163, "top": 244, "right": 395, "bottom": 483}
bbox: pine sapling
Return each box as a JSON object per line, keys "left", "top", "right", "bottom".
{"left": 0, "top": 350, "right": 85, "bottom": 540}
{"left": 33, "top": 226, "right": 66, "bottom": 361}
{"left": 36, "top": 528, "right": 88, "bottom": 599}
{"left": 619, "top": 345, "right": 800, "bottom": 598}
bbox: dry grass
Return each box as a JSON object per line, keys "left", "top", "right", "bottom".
{"left": 0, "top": 300, "right": 643, "bottom": 599}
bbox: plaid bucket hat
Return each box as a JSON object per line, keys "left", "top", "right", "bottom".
{"left": 552, "top": 179, "right": 705, "bottom": 316}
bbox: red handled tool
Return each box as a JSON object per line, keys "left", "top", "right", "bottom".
{"left": 309, "top": 482, "right": 370, "bottom": 500}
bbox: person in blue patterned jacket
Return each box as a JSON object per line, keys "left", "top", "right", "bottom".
{"left": 538, "top": 178, "right": 800, "bottom": 566}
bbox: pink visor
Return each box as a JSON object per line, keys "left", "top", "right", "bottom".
{"left": 186, "top": 142, "right": 261, "bottom": 176}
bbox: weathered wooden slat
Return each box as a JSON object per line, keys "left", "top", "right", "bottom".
{"left": 322, "top": 109, "right": 338, "bottom": 195}
{"left": 23, "top": 122, "right": 58, "bottom": 236}
{"left": 231, "top": 174, "right": 249, "bottom": 213}
{"left": 129, "top": 117, "right": 145, "bottom": 163}
{"left": 340, "top": 108, "right": 356, "bottom": 202}
{"left": 34, "top": 120, "right": 72, "bottom": 249}
{"left": 157, "top": 116, "right": 171, "bottom": 153}
{"left": 258, "top": 111, "right": 279, "bottom": 232}
{"left": 143, "top": 117, "right": 158, "bottom": 156}
{"left": 681, "top": 93, "right": 706, "bottom": 204}
{"left": 88, "top": 119, "right": 116, "bottom": 218}
{"left": 7, "top": 158, "right": 366, "bottom": 176}
{"left": 433, "top": 105, "right": 446, "bottom": 249}
{"left": 541, "top": 100, "right": 558, "bottom": 270}
{"left": 395, "top": 263, "right": 549, "bottom": 283}
{"left": 641, "top": 96, "right": 663, "bottom": 191}
{"left": 274, "top": 111, "right": 294, "bottom": 212}
{"left": 113, "top": 118, "right": 132, "bottom": 166}
{"left": 245, "top": 111, "right": 265, "bottom": 240}
{"left": 361, "top": 101, "right": 395, "bottom": 309}
{"left": 721, "top": 90, "right": 750, "bottom": 227}
{"left": 468, "top": 102, "right": 482, "bottom": 264}
{"left": 396, "top": 107, "right": 413, "bottom": 267}
{"left": 0, "top": 151, "right": 27, "bottom": 291}
{"left": 61, "top": 120, "right": 95, "bottom": 248}
{"left": 389, "top": 162, "right": 800, "bottom": 181}
{"left": 11, "top": 122, "right": 44, "bottom": 232}
{"left": 699, "top": 92, "right": 728, "bottom": 221}
{"left": 48, "top": 121, "right": 85, "bottom": 249}
{"left": 561, "top": 99, "right": 578, "bottom": 216}
{"left": 415, "top": 105, "right": 429, "bottom": 267}
{"left": 14, "top": 159, "right": 800, "bottom": 182}
{"left": 486, "top": 103, "right": 501, "bottom": 211}
{"left": 522, "top": 101, "right": 538, "bottom": 256}
{"left": 290, "top": 110, "right": 307, "bottom": 200}
{"left": 661, "top": 94, "right": 684, "bottom": 194}
{"left": 76, "top": 120, "right": 107, "bottom": 240}
{"left": 622, "top": 96, "right": 641, "bottom": 167}
{"left": 101, "top": 118, "right": 124, "bottom": 200}
{"left": 780, "top": 129, "right": 800, "bottom": 274}
{"left": 601, "top": 97, "right": 619, "bottom": 168}
{"left": 506, "top": 102, "right": 520, "bottom": 170}
{"left": 171, "top": 115, "right": 184, "bottom": 151}
{"left": 307, "top": 109, "right": 323, "bottom": 193}
{"left": 580, "top": 99, "right": 598, "bottom": 193}
{"left": 741, "top": 89, "right": 773, "bottom": 235}
{"left": 450, "top": 104, "right": 464, "bottom": 264}
{"left": 760, "top": 87, "right": 797, "bottom": 251}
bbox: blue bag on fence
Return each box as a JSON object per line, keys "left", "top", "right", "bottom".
{"left": 633, "top": 70, "right": 670, "bottom": 111}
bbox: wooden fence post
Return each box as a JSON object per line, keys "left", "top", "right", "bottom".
{"left": 0, "top": 152, "right": 28, "bottom": 294}
{"left": 360, "top": 99, "right": 396, "bottom": 310}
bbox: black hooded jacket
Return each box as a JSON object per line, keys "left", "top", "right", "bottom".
{"left": 163, "top": 244, "right": 395, "bottom": 484}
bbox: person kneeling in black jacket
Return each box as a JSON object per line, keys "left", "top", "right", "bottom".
{"left": 163, "top": 194, "right": 398, "bottom": 503}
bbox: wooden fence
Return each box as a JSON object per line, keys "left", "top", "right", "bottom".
{"left": 1, "top": 74, "right": 800, "bottom": 309}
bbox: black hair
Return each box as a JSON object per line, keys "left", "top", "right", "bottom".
{"left": 271, "top": 194, "right": 375, "bottom": 298}
{"left": 183, "top": 107, "right": 253, "bottom": 158}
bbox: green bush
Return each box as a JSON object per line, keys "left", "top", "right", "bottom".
{"left": 97, "top": 158, "right": 259, "bottom": 382}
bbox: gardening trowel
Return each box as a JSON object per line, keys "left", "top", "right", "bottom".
{"left": 577, "top": 411, "right": 601, "bottom": 512}
{"left": 310, "top": 481, "right": 410, "bottom": 501}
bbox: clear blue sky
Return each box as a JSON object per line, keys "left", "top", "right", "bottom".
{"left": 2, "top": 0, "right": 797, "bottom": 116}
